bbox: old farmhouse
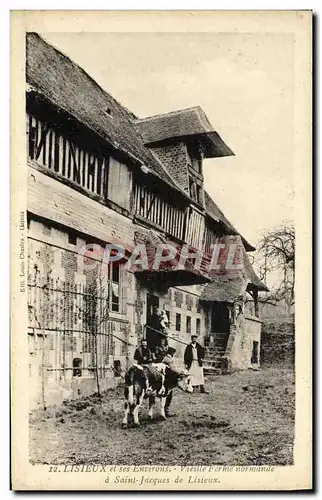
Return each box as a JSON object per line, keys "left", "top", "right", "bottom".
{"left": 26, "top": 33, "right": 268, "bottom": 408}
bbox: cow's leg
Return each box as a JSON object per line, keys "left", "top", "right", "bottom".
{"left": 160, "top": 395, "right": 167, "bottom": 420}
{"left": 148, "top": 395, "right": 156, "bottom": 420}
{"left": 133, "top": 391, "right": 144, "bottom": 427}
{"left": 122, "top": 401, "right": 130, "bottom": 428}
{"left": 164, "top": 390, "right": 173, "bottom": 418}
{"left": 158, "top": 373, "right": 166, "bottom": 397}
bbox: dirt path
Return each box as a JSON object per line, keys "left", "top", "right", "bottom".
{"left": 30, "top": 367, "right": 294, "bottom": 466}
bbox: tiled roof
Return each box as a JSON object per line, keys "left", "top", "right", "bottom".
{"left": 26, "top": 32, "right": 186, "bottom": 196}
{"left": 135, "top": 106, "right": 234, "bottom": 158}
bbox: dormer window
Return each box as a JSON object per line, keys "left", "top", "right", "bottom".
{"left": 187, "top": 143, "right": 203, "bottom": 175}
{"left": 186, "top": 141, "right": 204, "bottom": 206}
{"left": 189, "top": 177, "right": 203, "bottom": 205}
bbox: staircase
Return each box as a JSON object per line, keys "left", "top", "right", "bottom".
{"left": 203, "top": 332, "right": 229, "bottom": 376}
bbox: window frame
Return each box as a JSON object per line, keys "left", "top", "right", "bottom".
{"left": 186, "top": 315, "right": 191, "bottom": 334}
{"left": 175, "top": 313, "right": 181, "bottom": 332}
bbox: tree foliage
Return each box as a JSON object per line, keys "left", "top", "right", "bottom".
{"left": 254, "top": 221, "right": 295, "bottom": 312}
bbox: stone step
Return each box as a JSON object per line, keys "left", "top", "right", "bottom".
{"left": 204, "top": 362, "right": 223, "bottom": 369}
{"left": 204, "top": 367, "right": 222, "bottom": 376}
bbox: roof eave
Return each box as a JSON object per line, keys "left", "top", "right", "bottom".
{"left": 143, "top": 131, "right": 234, "bottom": 159}
{"left": 205, "top": 211, "right": 256, "bottom": 252}
{"left": 201, "top": 132, "right": 235, "bottom": 158}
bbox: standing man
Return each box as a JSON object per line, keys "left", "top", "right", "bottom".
{"left": 146, "top": 306, "right": 162, "bottom": 352}
{"left": 184, "top": 334, "right": 209, "bottom": 394}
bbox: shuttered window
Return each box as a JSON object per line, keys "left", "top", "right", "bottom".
{"left": 107, "top": 158, "right": 132, "bottom": 211}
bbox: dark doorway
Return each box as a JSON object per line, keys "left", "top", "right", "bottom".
{"left": 146, "top": 294, "right": 160, "bottom": 326}
{"left": 146, "top": 294, "right": 160, "bottom": 350}
{"left": 211, "top": 303, "right": 230, "bottom": 333}
{"left": 251, "top": 341, "right": 259, "bottom": 364}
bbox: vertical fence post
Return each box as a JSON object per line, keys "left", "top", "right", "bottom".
{"left": 41, "top": 332, "right": 46, "bottom": 410}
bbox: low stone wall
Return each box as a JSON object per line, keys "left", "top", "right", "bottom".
{"left": 226, "top": 315, "right": 262, "bottom": 371}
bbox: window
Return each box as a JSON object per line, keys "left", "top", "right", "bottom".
{"left": 107, "top": 158, "right": 132, "bottom": 211}
{"left": 175, "top": 313, "right": 181, "bottom": 332}
{"left": 196, "top": 185, "right": 203, "bottom": 205}
{"left": 73, "top": 358, "right": 82, "bottom": 377}
{"left": 68, "top": 231, "right": 77, "bottom": 245}
{"left": 110, "top": 263, "right": 120, "bottom": 312}
{"left": 189, "top": 176, "right": 203, "bottom": 205}
{"left": 186, "top": 316, "right": 191, "bottom": 334}
{"left": 196, "top": 318, "right": 201, "bottom": 335}
{"left": 251, "top": 341, "right": 259, "bottom": 364}
{"left": 113, "top": 360, "right": 122, "bottom": 378}
{"left": 186, "top": 295, "right": 193, "bottom": 312}
{"left": 189, "top": 177, "right": 198, "bottom": 201}
{"left": 187, "top": 145, "right": 202, "bottom": 174}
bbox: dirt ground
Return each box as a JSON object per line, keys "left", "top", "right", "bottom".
{"left": 29, "top": 367, "right": 294, "bottom": 466}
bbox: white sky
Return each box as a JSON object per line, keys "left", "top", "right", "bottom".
{"left": 40, "top": 32, "right": 295, "bottom": 247}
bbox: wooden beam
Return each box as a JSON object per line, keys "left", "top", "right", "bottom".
{"left": 146, "top": 193, "right": 157, "bottom": 218}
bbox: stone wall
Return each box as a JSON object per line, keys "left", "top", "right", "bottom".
{"left": 225, "top": 314, "right": 262, "bottom": 371}
{"left": 260, "top": 319, "right": 295, "bottom": 367}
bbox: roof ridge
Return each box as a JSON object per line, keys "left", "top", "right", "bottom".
{"left": 204, "top": 189, "right": 256, "bottom": 252}
{"left": 134, "top": 105, "right": 203, "bottom": 123}
{"left": 27, "top": 32, "right": 191, "bottom": 200}
{"left": 28, "top": 33, "right": 139, "bottom": 121}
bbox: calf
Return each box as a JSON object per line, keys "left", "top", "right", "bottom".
{"left": 122, "top": 363, "right": 193, "bottom": 428}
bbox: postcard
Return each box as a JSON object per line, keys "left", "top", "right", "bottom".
{"left": 10, "top": 10, "right": 312, "bottom": 490}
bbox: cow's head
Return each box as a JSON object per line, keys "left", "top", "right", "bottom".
{"left": 176, "top": 370, "right": 193, "bottom": 393}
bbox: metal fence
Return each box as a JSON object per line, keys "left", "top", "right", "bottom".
{"left": 27, "top": 275, "right": 131, "bottom": 407}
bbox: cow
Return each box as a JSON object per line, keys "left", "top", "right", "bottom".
{"left": 122, "top": 363, "right": 193, "bottom": 428}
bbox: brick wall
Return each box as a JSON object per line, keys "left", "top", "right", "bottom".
{"left": 151, "top": 141, "right": 189, "bottom": 192}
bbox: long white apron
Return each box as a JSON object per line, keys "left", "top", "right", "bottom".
{"left": 189, "top": 347, "right": 204, "bottom": 386}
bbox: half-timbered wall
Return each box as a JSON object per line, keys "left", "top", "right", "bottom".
{"left": 134, "top": 182, "right": 186, "bottom": 241}
{"left": 185, "top": 207, "right": 205, "bottom": 249}
{"left": 27, "top": 113, "right": 133, "bottom": 211}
